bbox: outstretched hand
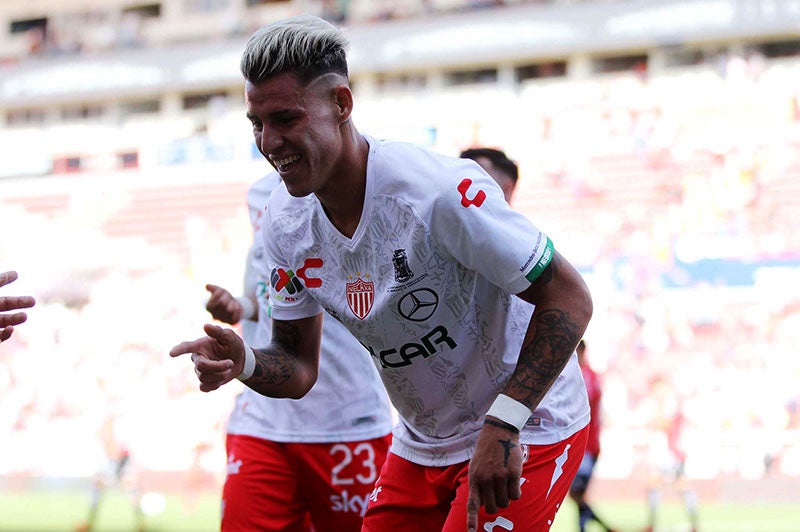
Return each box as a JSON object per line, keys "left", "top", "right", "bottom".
{"left": 170, "top": 323, "right": 245, "bottom": 392}
{"left": 205, "top": 284, "right": 243, "bottom": 325}
{"left": 466, "top": 420, "right": 523, "bottom": 531}
{"left": 0, "top": 270, "right": 36, "bottom": 343}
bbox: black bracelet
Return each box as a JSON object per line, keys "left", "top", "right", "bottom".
{"left": 484, "top": 417, "right": 520, "bottom": 434}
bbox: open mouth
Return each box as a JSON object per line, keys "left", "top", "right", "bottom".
{"left": 272, "top": 154, "right": 302, "bottom": 173}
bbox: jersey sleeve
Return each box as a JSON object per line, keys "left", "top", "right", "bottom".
{"left": 243, "top": 175, "right": 279, "bottom": 303}
{"left": 261, "top": 199, "right": 324, "bottom": 321}
{"left": 430, "top": 159, "right": 554, "bottom": 295}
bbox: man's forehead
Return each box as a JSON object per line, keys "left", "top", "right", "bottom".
{"left": 245, "top": 76, "right": 306, "bottom": 110}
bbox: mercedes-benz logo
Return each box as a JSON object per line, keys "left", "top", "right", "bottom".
{"left": 397, "top": 288, "right": 439, "bottom": 322}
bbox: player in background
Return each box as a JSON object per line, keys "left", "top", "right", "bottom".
{"left": 643, "top": 379, "right": 698, "bottom": 532}
{"left": 568, "top": 340, "right": 616, "bottom": 532}
{"left": 459, "top": 147, "right": 518, "bottom": 203}
{"left": 76, "top": 415, "right": 144, "bottom": 532}
{"left": 171, "top": 15, "right": 593, "bottom": 532}
{"left": 204, "top": 172, "right": 393, "bottom": 532}
{"left": 0, "top": 270, "right": 36, "bottom": 343}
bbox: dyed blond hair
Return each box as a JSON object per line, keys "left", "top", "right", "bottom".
{"left": 240, "top": 15, "right": 349, "bottom": 85}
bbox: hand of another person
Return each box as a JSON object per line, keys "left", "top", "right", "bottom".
{"left": 0, "top": 271, "right": 36, "bottom": 342}
{"left": 466, "top": 419, "right": 523, "bottom": 532}
{"left": 205, "top": 284, "right": 243, "bottom": 325}
{"left": 169, "top": 324, "right": 245, "bottom": 392}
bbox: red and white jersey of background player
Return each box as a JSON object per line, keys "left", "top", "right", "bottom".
{"left": 581, "top": 364, "right": 603, "bottom": 458}
{"left": 262, "top": 136, "right": 590, "bottom": 467}
{"left": 226, "top": 172, "right": 394, "bottom": 443}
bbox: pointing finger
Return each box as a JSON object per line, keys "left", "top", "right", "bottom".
{"left": 169, "top": 338, "right": 208, "bottom": 358}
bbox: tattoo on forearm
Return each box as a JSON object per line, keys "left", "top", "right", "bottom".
{"left": 507, "top": 308, "right": 581, "bottom": 409}
{"left": 251, "top": 348, "right": 293, "bottom": 385}
{"left": 249, "top": 321, "right": 302, "bottom": 386}
{"left": 498, "top": 438, "right": 516, "bottom": 467}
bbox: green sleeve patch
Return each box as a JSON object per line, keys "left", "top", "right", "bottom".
{"left": 524, "top": 237, "right": 554, "bottom": 284}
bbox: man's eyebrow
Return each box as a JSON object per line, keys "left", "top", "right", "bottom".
{"left": 247, "top": 110, "right": 296, "bottom": 121}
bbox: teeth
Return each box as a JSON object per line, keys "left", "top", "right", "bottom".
{"left": 274, "top": 154, "right": 300, "bottom": 167}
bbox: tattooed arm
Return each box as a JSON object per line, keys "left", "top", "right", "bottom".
{"left": 506, "top": 249, "right": 592, "bottom": 413}
{"left": 244, "top": 314, "right": 323, "bottom": 398}
{"left": 466, "top": 250, "right": 592, "bottom": 531}
{"left": 169, "top": 313, "right": 323, "bottom": 399}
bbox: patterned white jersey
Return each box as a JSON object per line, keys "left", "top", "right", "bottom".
{"left": 226, "top": 173, "right": 394, "bottom": 443}
{"left": 263, "top": 136, "right": 589, "bottom": 466}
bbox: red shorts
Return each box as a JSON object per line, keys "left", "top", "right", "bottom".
{"left": 362, "top": 425, "right": 588, "bottom": 532}
{"left": 221, "top": 433, "right": 391, "bottom": 532}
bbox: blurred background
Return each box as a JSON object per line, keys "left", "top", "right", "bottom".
{"left": 1, "top": 0, "right": 799, "bottom": 530}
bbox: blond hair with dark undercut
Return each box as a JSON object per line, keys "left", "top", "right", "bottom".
{"left": 240, "top": 15, "right": 350, "bottom": 86}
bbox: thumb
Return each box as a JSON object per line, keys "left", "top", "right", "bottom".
{"left": 203, "top": 323, "right": 227, "bottom": 339}
{"left": 206, "top": 283, "right": 219, "bottom": 294}
{"left": 203, "top": 323, "right": 243, "bottom": 353}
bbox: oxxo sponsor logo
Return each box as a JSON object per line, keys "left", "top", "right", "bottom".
{"left": 397, "top": 288, "right": 438, "bottom": 322}
{"left": 330, "top": 490, "right": 371, "bottom": 517}
{"left": 364, "top": 325, "right": 456, "bottom": 368}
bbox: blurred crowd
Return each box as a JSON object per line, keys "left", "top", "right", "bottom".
{"left": 500, "top": 58, "right": 800, "bottom": 481}
{"left": 13, "top": 0, "right": 614, "bottom": 60}
{"left": 0, "top": 202, "right": 246, "bottom": 483}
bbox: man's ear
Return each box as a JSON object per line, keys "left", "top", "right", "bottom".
{"left": 333, "top": 85, "right": 354, "bottom": 124}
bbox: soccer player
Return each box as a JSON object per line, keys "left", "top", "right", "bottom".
{"left": 205, "top": 172, "right": 393, "bottom": 531}
{"left": 76, "top": 416, "right": 144, "bottom": 532}
{"left": 568, "top": 340, "right": 616, "bottom": 532}
{"left": 460, "top": 147, "right": 519, "bottom": 203}
{"left": 643, "top": 379, "right": 698, "bottom": 532}
{"left": 0, "top": 270, "right": 35, "bottom": 343}
{"left": 171, "top": 15, "right": 593, "bottom": 532}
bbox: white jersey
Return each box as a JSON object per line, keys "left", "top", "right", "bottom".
{"left": 226, "top": 173, "right": 394, "bottom": 443}
{"left": 263, "top": 136, "right": 589, "bottom": 466}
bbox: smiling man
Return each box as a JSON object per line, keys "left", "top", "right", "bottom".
{"left": 171, "top": 15, "right": 593, "bottom": 532}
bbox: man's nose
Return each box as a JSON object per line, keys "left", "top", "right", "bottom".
{"left": 260, "top": 126, "right": 284, "bottom": 155}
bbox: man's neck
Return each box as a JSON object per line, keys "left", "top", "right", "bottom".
{"left": 316, "top": 132, "right": 369, "bottom": 239}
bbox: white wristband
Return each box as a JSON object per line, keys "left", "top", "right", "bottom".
{"left": 237, "top": 343, "right": 256, "bottom": 381}
{"left": 235, "top": 296, "right": 256, "bottom": 322}
{"left": 485, "top": 394, "right": 531, "bottom": 432}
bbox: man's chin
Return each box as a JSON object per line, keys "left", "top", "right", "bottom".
{"left": 284, "top": 184, "right": 313, "bottom": 198}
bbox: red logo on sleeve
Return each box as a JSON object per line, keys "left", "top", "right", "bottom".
{"left": 297, "top": 257, "right": 323, "bottom": 288}
{"left": 457, "top": 178, "right": 486, "bottom": 208}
